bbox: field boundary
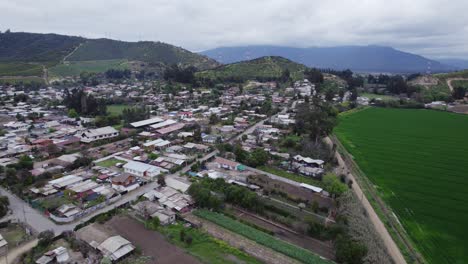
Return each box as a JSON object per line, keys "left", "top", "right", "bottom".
{"left": 330, "top": 134, "right": 424, "bottom": 264}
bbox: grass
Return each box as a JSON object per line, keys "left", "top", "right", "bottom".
{"left": 194, "top": 210, "right": 332, "bottom": 264}
{"left": 0, "top": 224, "right": 28, "bottom": 246}
{"left": 334, "top": 107, "right": 468, "bottom": 264}
{"left": 160, "top": 222, "right": 262, "bottom": 264}
{"left": 96, "top": 158, "right": 124, "bottom": 168}
{"left": 107, "top": 104, "right": 130, "bottom": 116}
{"left": 0, "top": 76, "right": 45, "bottom": 85}
{"left": 257, "top": 165, "right": 325, "bottom": 188}
{"left": 0, "top": 62, "right": 44, "bottom": 77}
{"left": 48, "top": 59, "right": 130, "bottom": 77}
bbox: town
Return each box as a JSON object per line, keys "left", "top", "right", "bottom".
{"left": 1, "top": 13, "right": 468, "bottom": 263}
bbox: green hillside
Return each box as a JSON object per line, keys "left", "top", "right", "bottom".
{"left": 196, "top": 56, "right": 307, "bottom": 81}
{"left": 67, "top": 39, "right": 218, "bottom": 70}
{"left": 49, "top": 59, "right": 130, "bottom": 77}
{"left": 0, "top": 31, "right": 219, "bottom": 78}
{"left": 0, "top": 32, "right": 82, "bottom": 62}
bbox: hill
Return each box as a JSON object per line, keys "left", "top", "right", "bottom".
{"left": 201, "top": 45, "right": 456, "bottom": 74}
{"left": 0, "top": 31, "right": 219, "bottom": 78}
{"left": 196, "top": 56, "right": 307, "bottom": 82}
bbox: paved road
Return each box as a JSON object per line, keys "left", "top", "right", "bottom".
{"left": 324, "top": 137, "right": 406, "bottom": 264}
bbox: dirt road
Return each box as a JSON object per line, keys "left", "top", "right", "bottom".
{"left": 185, "top": 214, "right": 300, "bottom": 264}
{"left": 324, "top": 137, "right": 407, "bottom": 264}
{"left": 0, "top": 239, "right": 38, "bottom": 264}
{"left": 446, "top": 77, "right": 468, "bottom": 92}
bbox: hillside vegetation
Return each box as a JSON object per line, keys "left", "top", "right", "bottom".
{"left": 49, "top": 59, "right": 130, "bottom": 77}
{"left": 196, "top": 56, "right": 307, "bottom": 82}
{"left": 335, "top": 107, "right": 468, "bottom": 264}
{"left": 0, "top": 31, "right": 218, "bottom": 78}
{"left": 67, "top": 39, "right": 219, "bottom": 70}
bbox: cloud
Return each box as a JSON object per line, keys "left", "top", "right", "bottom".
{"left": 1, "top": 0, "right": 468, "bottom": 58}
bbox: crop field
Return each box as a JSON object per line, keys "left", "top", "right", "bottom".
{"left": 194, "top": 210, "right": 332, "bottom": 264}
{"left": 48, "top": 59, "right": 129, "bottom": 77}
{"left": 334, "top": 107, "right": 468, "bottom": 264}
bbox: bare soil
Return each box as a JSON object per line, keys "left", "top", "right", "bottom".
{"left": 107, "top": 216, "right": 200, "bottom": 264}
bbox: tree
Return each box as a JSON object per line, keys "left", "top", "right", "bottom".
{"left": 0, "top": 196, "right": 9, "bottom": 218}
{"left": 248, "top": 148, "right": 269, "bottom": 167}
{"left": 17, "top": 155, "right": 33, "bottom": 170}
{"left": 38, "top": 230, "right": 54, "bottom": 247}
{"left": 68, "top": 108, "right": 79, "bottom": 118}
{"left": 157, "top": 174, "right": 166, "bottom": 186}
{"left": 193, "top": 128, "right": 202, "bottom": 142}
{"left": 145, "top": 217, "right": 160, "bottom": 230}
{"left": 323, "top": 173, "right": 348, "bottom": 197}
{"left": 335, "top": 235, "right": 368, "bottom": 264}
{"left": 453, "top": 87, "right": 467, "bottom": 100}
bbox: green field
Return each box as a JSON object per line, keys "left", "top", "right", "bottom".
{"left": 194, "top": 210, "right": 331, "bottom": 264}
{"left": 49, "top": 59, "right": 129, "bottom": 77}
{"left": 107, "top": 104, "right": 130, "bottom": 115}
{"left": 95, "top": 158, "right": 124, "bottom": 168}
{"left": 160, "top": 222, "right": 262, "bottom": 264}
{"left": 334, "top": 107, "right": 468, "bottom": 264}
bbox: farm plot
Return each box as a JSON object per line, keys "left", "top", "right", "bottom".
{"left": 334, "top": 107, "right": 468, "bottom": 264}
{"left": 194, "top": 210, "right": 332, "bottom": 264}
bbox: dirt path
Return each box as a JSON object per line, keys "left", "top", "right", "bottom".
{"left": 446, "top": 77, "right": 468, "bottom": 92}
{"left": 185, "top": 214, "right": 300, "bottom": 264}
{"left": 0, "top": 239, "right": 38, "bottom": 264}
{"left": 325, "top": 137, "right": 407, "bottom": 264}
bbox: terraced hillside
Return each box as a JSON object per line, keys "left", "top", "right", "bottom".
{"left": 335, "top": 107, "right": 468, "bottom": 264}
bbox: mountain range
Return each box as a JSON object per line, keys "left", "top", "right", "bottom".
{"left": 201, "top": 45, "right": 460, "bottom": 73}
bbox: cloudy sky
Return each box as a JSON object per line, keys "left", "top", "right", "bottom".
{"left": 1, "top": 0, "right": 468, "bottom": 59}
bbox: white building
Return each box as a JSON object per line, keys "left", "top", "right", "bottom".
{"left": 123, "top": 161, "right": 167, "bottom": 180}
{"left": 78, "top": 126, "right": 119, "bottom": 143}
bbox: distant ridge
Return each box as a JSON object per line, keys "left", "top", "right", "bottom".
{"left": 201, "top": 45, "right": 457, "bottom": 73}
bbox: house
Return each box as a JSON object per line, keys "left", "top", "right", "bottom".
{"left": 156, "top": 123, "right": 185, "bottom": 136}
{"left": 123, "top": 161, "right": 166, "bottom": 179}
{"left": 111, "top": 174, "right": 138, "bottom": 192}
{"left": 202, "top": 134, "right": 220, "bottom": 144}
{"left": 214, "top": 157, "right": 243, "bottom": 171}
{"left": 97, "top": 236, "right": 135, "bottom": 261}
{"left": 78, "top": 126, "right": 119, "bottom": 143}
{"left": 35, "top": 246, "right": 70, "bottom": 264}
{"left": 293, "top": 155, "right": 324, "bottom": 168}
{"left": 0, "top": 234, "right": 7, "bottom": 256}
{"left": 131, "top": 200, "right": 176, "bottom": 225}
